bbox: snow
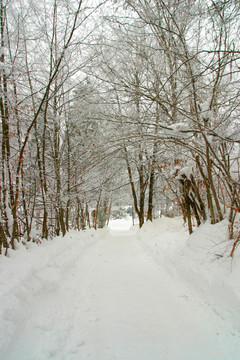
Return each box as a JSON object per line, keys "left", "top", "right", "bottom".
{"left": 164, "top": 122, "right": 190, "bottom": 138}
{"left": 0, "top": 217, "right": 240, "bottom": 359}
{"left": 108, "top": 217, "right": 133, "bottom": 231}
{"left": 177, "top": 165, "right": 194, "bottom": 179}
{"left": 139, "top": 217, "right": 240, "bottom": 333}
{"left": 169, "top": 122, "right": 189, "bottom": 134}
{"left": 200, "top": 101, "right": 211, "bottom": 120}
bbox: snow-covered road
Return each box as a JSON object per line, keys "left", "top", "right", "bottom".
{"left": 1, "top": 225, "right": 240, "bottom": 359}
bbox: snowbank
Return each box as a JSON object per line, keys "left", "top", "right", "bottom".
{"left": 138, "top": 217, "right": 240, "bottom": 332}
{"left": 0, "top": 229, "right": 102, "bottom": 356}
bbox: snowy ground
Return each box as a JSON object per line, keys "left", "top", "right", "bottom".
{"left": 0, "top": 217, "right": 240, "bottom": 359}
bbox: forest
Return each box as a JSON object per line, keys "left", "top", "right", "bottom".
{"left": 0, "top": 0, "right": 240, "bottom": 256}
